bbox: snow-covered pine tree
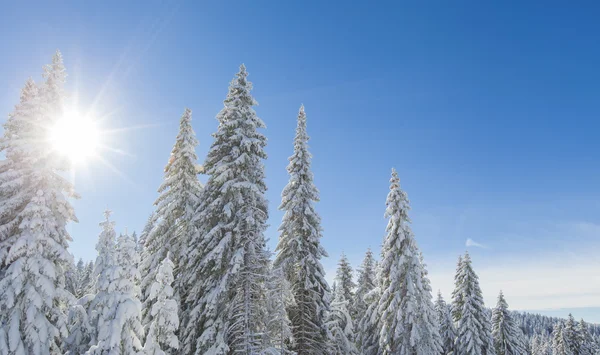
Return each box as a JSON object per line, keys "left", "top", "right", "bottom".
{"left": 435, "top": 292, "right": 456, "bottom": 355}
{"left": 552, "top": 323, "right": 574, "bottom": 355}
{"left": 264, "top": 265, "right": 295, "bottom": 354}
{"left": 377, "top": 168, "right": 442, "bottom": 355}
{"left": 335, "top": 252, "right": 356, "bottom": 307}
{"left": 81, "top": 260, "right": 95, "bottom": 295}
{"left": 140, "top": 108, "right": 202, "bottom": 334}
{"left": 491, "top": 291, "right": 527, "bottom": 355}
{"left": 353, "top": 248, "right": 376, "bottom": 323}
{"left": 451, "top": 252, "right": 495, "bottom": 355}
{"left": 64, "top": 259, "right": 78, "bottom": 298}
{"left": 357, "top": 285, "right": 381, "bottom": 355}
{"left": 562, "top": 314, "right": 578, "bottom": 353}
{"left": 0, "top": 79, "right": 39, "bottom": 276}
{"left": 181, "top": 65, "right": 270, "bottom": 355}
{"left": 85, "top": 210, "right": 117, "bottom": 350}
{"left": 64, "top": 298, "right": 94, "bottom": 355}
{"left": 40, "top": 50, "right": 67, "bottom": 127}
{"left": 137, "top": 212, "right": 156, "bottom": 253}
{"left": 0, "top": 51, "right": 78, "bottom": 355}
{"left": 143, "top": 253, "right": 179, "bottom": 355}
{"left": 530, "top": 333, "right": 552, "bottom": 355}
{"left": 575, "top": 319, "right": 597, "bottom": 355}
{"left": 273, "top": 104, "right": 331, "bottom": 355}
{"left": 74, "top": 258, "right": 86, "bottom": 298}
{"left": 327, "top": 285, "right": 359, "bottom": 355}
{"left": 416, "top": 252, "right": 443, "bottom": 354}
{"left": 88, "top": 230, "right": 144, "bottom": 354}
{"left": 451, "top": 255, "right": 463, "bottom": 322}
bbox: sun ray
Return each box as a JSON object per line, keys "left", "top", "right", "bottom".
{"left": 101, "top": 122, "right": 166, "bottom": 134}
{"left": 97, "top": 144, "right": 136, "bottom": 158}
{"left": 94, "top": 155, "right": 140, "bottom": 191}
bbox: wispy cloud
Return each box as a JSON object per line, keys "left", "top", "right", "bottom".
{"left": 465, "top": 238, "right": 487, "bottom": 249}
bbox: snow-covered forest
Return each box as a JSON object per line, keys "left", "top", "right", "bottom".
{"left": 0, "top": 51, "right": 598, "bottom": 355}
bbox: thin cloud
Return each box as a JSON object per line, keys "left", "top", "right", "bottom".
{"left": 466, "top": 238, "right": 487, "bottom": 249}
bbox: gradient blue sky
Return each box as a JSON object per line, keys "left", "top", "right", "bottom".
{"left": 1, "top": 1, "right": 599, "bottom": 320}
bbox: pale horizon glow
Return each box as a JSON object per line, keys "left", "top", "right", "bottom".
{"left": 49, "top": 109, "right": 100, "bottom": 164}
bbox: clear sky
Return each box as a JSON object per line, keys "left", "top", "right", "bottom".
{"left": 1, "top": 1, "right": 600, "bottom": 320}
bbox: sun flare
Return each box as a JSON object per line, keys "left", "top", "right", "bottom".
{"left": 49, "top": 110, "right": 100, "bottom": 164}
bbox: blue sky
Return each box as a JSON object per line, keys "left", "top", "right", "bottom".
{"left": 1, "top": 1, "right": 600, "bottom": 320}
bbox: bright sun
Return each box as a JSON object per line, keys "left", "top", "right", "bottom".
{"left": 49, "top": 110, "right": 100, "bottom": 164}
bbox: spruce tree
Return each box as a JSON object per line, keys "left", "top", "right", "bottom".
{"left": 143, "top": 253, "right": 179, "bottom": 355}
{"left": 64, "top": 213, "right": 111, "bottom": 355}
{"left": 273, "top": 104, "right": 331, "bottom": 355}
{"left": 451, "top": 252, "right": 495, "bottom": 355}
{"left": 530, "top": 333, "right": 552, "bottom": 355}
{"left": 181, "top": 65, "right": 270, "bottom": 355}
{"left": 137, "top": 212, "right": 156, "bottom": 253}
{"left": 86, "top": 210, "right": 117, "bottom": 349}
{"left": 552, "top": 323, "right": 573, "bottom": 355}
{"left": 335, "top": 252, "right": 356, "bottom": 321}
{"left": 417, "top": 253, "right": 444, "bottom": 353}
{"left": 265, "top": 266, "right": 294, "bottom": 354}
{"left": 88, "top": 231, "right": 144, "bottom": 354}
{"left": 353, "top": 248, "right": 376, "bottom": 323}
{"left": 435, "top": 291, "right": 456, "bottom": 355}
{"left": 64, "top": 296, "right": 95, "bottom": 355}
{"left": 65, "top": 259, "right": 78, "bottom": 298}
{"left": 377, "top": 169, "right": 442, "bottom": 355}
{"left": 491, "top": 291, "right": 527, "bottom": 355}
{"left": 575, "top": 319, "right": 597, "bottom": 355}
{"left": 74, "top": 258, "right": 86, "bottom": 298}
{"left": 0, "top": 78, "right": 39, "bottom": 275}
{"left": 327, "top": 286, "right": 359, "bottom": 355}
{"left": 563, "top": 314, "right": 577, "bottom": 353}
{"left": 0, "top": 51, "right": 77, "bottom": 355}
{"left": 140, "top": 107, "right": 202, "bottom": 334}
{"left": 357, "top": 285, "right": 381, "bottom": 355}
{"left": 81, "top": 261, "right": 95, "bottom": 295}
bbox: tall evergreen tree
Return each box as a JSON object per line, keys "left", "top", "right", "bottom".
{"left": 435, "top": 291, "right": 456, "bottom": 355}
{"left": 182, "top": 65, "right": 270, "bottom": 355}
{"left": 140, "top": 107, "right": 202, "bottom": 333}
{"left": 74, "top": 258, "right": 86, "bottom": 298}
{"left": 65, "top": 213, "right": 111, "bottom": 355}
{"left": 530, "top": 333, "right": 552, "bottom": 355}
{"left": 88, "top": 231, "right": 144, "bottom": 354}
{"left": 353, "top": 248, "right": 376, "bottom": 323}
{"left": 64, "top": 300, "right": 94, "bottom": 355}
{"left": 0, "top": 51, "right": 78, "bottom": 355}
{"left": 575, "top": 319, "right": 597, "bottom": 355}
{"left": 264, "top": 266, "right": 294, "bottom": 354}
{"left": 143, "top": 253, "right": 179, "bottom": 355}
{"left": 137, "top": 212, "right": 156, "bottom": 253}
{"left": 563, "top": 314, "right": 578, "bottom": 353}
{"left": 451, "top": 252, "right": 495, "bottom": 355}
{"left": 552, "top": 323, "right": 573, "bottom": 355}
{"left": 81, "top": 261, "right": 95, "bottom": 295}
{"left": 335, "top": 252, "right": 356, "bottom": 305}
{"left": 0, "top": 78, "right": 39, "bottom": 275}
{"left": 327, "top": 285, "right": 359, "bottom": 355}
{"left": 491, "top": 291, "right": 527, "bottom": 355}
{"left": 64, "top": 259, "right": 78, "bottom": 298}
{"left": 273, "top": 104, "right": 331, "bottom": 355}
{"left": 357, "top": 285, "right": 381, "bottom": 355}
{"left": 377, "top": 168, "right": 442, "bottom": 355}
{"left": 417, "top": 252, "right": 444, "bottom": 353}
{"left": 86, "top": 210, "right": 117, "bottom": 350}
